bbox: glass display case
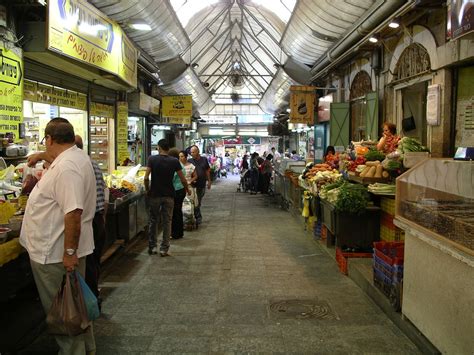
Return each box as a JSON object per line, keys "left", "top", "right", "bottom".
{"left": 90, "top": 115, "right": 109, "bottom": 172}
{"left": 396, "top": 159, "right": 474, "bottom": 252}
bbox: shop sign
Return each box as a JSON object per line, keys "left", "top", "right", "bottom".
{"left": 24, "top": 80, "right": 87, "bottom": 111}
{"left": 426, "top": 84, "right": 440, "bottom": 126}
{"left": 90, "top": 102, "right": 114, "bottom": 118}
{"left": 116, "top": 101, "right": 129, "bottom": 165}
{"left": 48, "top": 0, "right": 137, "bottom": 88}
{"left": 448, "top": 0, "right": 474, "bottom": 39}
{"left": 289, "top": 85, "right": 316, "bottom": 125}
{"left": 162, "top": 95, "right": 192, "bottom": 124}
{"left": 0, "top": 47, "right": 23, "bottom": 137}
{"left": 223, "top": 137, "right": 242, "bottom": 145}
{"left": 243, "top": 137, "right": 260, "bottom": 145}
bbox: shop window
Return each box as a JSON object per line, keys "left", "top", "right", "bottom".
{"left": 402, "top": 82, "right": 428, "bottom": 146}
{"left": 349, "top": 71, "right": 372, "bottom": 142}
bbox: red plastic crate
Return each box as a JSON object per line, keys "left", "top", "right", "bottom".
{"left": 336, "top": 247, "right": 373, "bottom": 275}
{"left": 373, "top": 241, "right": 404, "bottom": 266}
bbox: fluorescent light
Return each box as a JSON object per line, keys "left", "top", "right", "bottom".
{"left": 369, "top": 36, "right": 378, "bottom": 43}
{"left": 388, "top": 22, "right": 399, "bottom": 29}
{"left": 129, "top": 23, "right": 152, "bottom": 31}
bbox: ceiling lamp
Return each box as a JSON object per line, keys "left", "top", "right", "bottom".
{"left": 192, "top": 63, "right": 199, "bottom": 69}
{"left": 368, "top": 36, "right": 378, "bottom": 43}
{"left": 129, "top": 23, "right": 152, "bottom": 31}
{"left": 389, "top": 19, "right": 400, "bottom": 29}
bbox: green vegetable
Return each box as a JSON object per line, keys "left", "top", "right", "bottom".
{"left": 386, "top": 160, "right": 402, "bottom": 171}
{"left": 334, "top": 182, "right": 369, "bottom": 214}
{"left": 398, "top": 137, "right": 430, "bottom": 153}
{"left": 364, "top": 149, "right": 385, "bottom": 161}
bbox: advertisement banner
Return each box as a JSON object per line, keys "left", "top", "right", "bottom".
{"left": 24, "top": 80, "right": 87, "bottom": 111}
{"left": 289, "top": 85, "right": 316, "bottom": 125}
{"left": 116, "top": 101, "right": 129, "bottom": 165}
{"left": 448, "top": 0, "right": 474, "bottom": 39}
{"left": 162, "top": 95, "right": 192, "bottom": 123}
{"left": 0, "top": 47, "right": 23, "bottom": 137}
{"left": 90, "top": 102, "right": 114, "bottom": 118}
{"left": 48, "top": 0, "right": 137, "bottom": 87}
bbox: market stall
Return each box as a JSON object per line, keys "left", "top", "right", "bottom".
{"left": 394, "top": 158, "right": 474, "bottom": 354}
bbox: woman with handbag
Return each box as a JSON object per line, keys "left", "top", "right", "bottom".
{"left": 377, "top": 122, "right": 400, "bottom": 154}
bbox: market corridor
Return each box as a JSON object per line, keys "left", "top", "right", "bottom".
{"left": 31, "top": 175, "right": 419, "bottom": 354}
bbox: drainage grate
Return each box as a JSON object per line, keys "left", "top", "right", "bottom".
{"left": 269, "top": 299, "right": 339, "bottom": 320}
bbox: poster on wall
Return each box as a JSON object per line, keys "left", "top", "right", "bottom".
{"left": 318, "top": 94, "right": 332, "bottom": 123}
{"left": 0, "top": 47, "right": 23, "bottom": 138}
{"left": 116, "top": 102, "right": 129, "bottom": 165}
{"left": 289, "top": 86, "right": 316, "bottom": 125}
{"left": 162, "top": 95, "right": 192, "bottom": 124}
{"left": 448, "top": 0, "right": 474, "bottom": 39}
{"left": 426, "top": 84, "right": 440, "bottom": 126}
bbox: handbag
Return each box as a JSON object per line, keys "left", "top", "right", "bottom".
{"left": 77, "top": 271, "right": 100, "bottom": 321}
{"left": 46, "top": 271, "right": 91, "bottom": 336}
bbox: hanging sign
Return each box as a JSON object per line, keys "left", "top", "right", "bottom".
{"left": 448, "top": 0, "right": 474, "bottom": 39}
{"left": 0, "top": 47, "right": 23, "bottom": 137}
{"left": 162, "top": 95, "right": 192, "bottom": 124}
{"left": 289, "top": 86, "right": 316, "bottom": 125}
{"left": 47, "top": 0, "right": 137, "bottom": 88}
{"left": 23, "top": 80, "right": 87, "bottom": 111}
{"left": 116, "top": 102, "right": 129, "bottom": 165}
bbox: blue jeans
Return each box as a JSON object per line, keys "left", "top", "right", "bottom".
{"left": 147, "top": 196, "right": 174, "bottom": 252}
{"left": 194, "top": 187, "right": 206, "bottom": 223}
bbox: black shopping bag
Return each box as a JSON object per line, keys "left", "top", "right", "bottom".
{"left": 46, "top": 271, "right": 91, "bottom": 336}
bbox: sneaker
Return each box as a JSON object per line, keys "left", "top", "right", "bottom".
{"left": 160, "top": 251, "right": 170, "bottom": 257}
{"left": 148, "top": 247, "right": 158, "bottom": 255}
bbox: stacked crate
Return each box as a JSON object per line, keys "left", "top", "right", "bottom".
{"left": 380, "top": 197, "right": 405, "bottom": 242}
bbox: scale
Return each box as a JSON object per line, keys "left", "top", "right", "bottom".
{"left": 453, "top": 147, "right": 474, "bottom": 161}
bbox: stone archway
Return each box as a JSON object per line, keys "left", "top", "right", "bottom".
{"left": 350, "top": 70, "right": 372, "bottom": 100}
{"left": 388, "top": 25, "right": 439, "bottom": 83}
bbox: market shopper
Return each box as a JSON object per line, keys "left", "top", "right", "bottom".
{"left": 377, "top": 122, "right": 400, "bottom": 154}
{"left": 271, "top": 147, "right": 281, "bottom": 162}
{"left": 145, "top": 139, "right": 189, "bottom": 256}
{"left": 74, "top": 135, "right": 107, "bottom": 308}
{"left": 261, "top": 154, "right": 273, "bottom": 194}
{"left": 179, "top": 150, "right": 198, "bottom": 203}
{"left": 168, "top": 148, "right": 188, "bottom": 239}
{"left": 20, "top": 117, "right": 96, "bottom": 354}
{"left": 249, "top": 152, "right": 260, "bottom": 195}
{"left": 189, "top": 145, "right": 211, "bottom": 225}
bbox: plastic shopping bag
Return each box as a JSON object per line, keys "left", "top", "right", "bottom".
{"left": 46, "top": 271, "right": 91, "bottom": 336}
{"left": 77, "top": 271, "right": 100, "bottom": 321}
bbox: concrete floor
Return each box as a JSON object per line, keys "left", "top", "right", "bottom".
{"left": 23, "top": 175, "right": 420, "bottom": 354}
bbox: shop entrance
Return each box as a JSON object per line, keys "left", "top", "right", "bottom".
{"left": 401, "top": 82, "right": 428, "bottom": 146}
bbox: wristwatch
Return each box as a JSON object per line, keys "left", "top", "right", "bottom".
{"left": 65, "top": 248, "right": 76, "bottom": 256}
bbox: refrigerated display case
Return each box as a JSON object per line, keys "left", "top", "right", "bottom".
{"left": 394, "top": 158, "right": 474, "bottom": 354}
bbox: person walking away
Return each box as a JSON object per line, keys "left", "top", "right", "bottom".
{"left": 261, "top": 154, "right": 273, "bottom": 194}
{"left": 169, "top": 148, "right": 187, "bottom": 239}
{"left": 189, "top": 145, "right": 211, "bottom": 225}
{"left": 240, "top": 154, "right": 249, "bottom": 171}
{"left": 249, "top": 152, "right": 260, "bottom": 195}
{"left": 20, "top": 117, "right": 96, "bottom": 354}
{"left": 145, "top": 139, "right": 189, "bottom": 256}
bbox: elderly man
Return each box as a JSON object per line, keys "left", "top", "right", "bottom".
{"left": 21, "top": 118, "right": 96, "bottom": 354}
{"left": 188, "top": 145, "right": 211, "bottom": 225}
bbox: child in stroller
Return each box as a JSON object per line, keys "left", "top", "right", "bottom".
{"left": 236, "top": 169, "right": 251, "bottom": 192}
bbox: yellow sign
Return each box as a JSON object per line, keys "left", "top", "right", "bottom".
{"left": 162, "top": 96, "right": 192, "bottom": 124}
{"left": 48, "top": 0, "right": 137, "bottom": 88}
{"left": 23, "top": 80, "right": 87, "bottom": 111}
{"left": 116, "top": 101, "right": 129, "bottom": 165}
{"left": 289, "top": 86, "right": 316, "bottom": 125}
{"left": 0, "top": 47, "right": 23, "bottom": 137}
{"left": 90, "top": 102, "right": 114, "bottom": 118}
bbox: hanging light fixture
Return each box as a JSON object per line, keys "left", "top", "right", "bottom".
{"left": 368, "top": 36, "right": 378, "bottom": 43}
{"left": 389, "top": 18, "right": 400, "bottom": 29}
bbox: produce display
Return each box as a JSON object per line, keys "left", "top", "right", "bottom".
{"left": 368, "top": 183, "right": 396, "bottom": 195}
{"left": 320, "top": 179, "right": 370, "bottom": 214}
{"left": 301, "top": 163, "right": 342, "bottom": 195}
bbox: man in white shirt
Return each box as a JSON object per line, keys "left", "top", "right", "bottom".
{"left": 271, "top": 147, "right": 281, "bottom": 163}
{"left": 20, "top": 118, "right": 96, "bottom": 354}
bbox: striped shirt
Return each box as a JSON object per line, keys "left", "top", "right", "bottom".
{"left": 91, "top": 159, "right": 105, "bottom": 213}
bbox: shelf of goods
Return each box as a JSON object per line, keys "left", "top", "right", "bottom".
{"left": 395, "top": 158, "right": 474, "bottom": 354}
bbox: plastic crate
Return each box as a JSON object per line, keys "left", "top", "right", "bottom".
{"left": 336, "top": 247, "right": 373, "bottom": 275}
{"left": 373, "top": 254, "right": 404, "bottom": 283}
{"left": 380, "top": 197, "right": 396, "bottom": 215}
{"left": 373, "top": 241, "right": 404, "bottom": 266}
{"left": 380, "top": 225, "right": 405, "bottom": 242}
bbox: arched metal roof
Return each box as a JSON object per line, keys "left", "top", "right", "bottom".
{"left": 89, "top": 0, "right": 403, "bottom": 115}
